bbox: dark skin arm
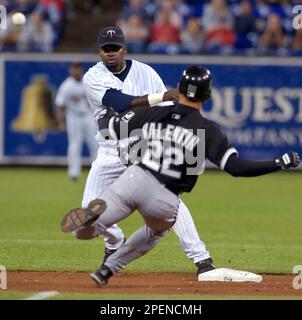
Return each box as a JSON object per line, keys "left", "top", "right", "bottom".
{"left": 129, "top": 89, "right": 179, "bottom": 108}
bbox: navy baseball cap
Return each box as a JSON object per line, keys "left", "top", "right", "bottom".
{"left": 98, "top": 26, "right": 125, "bottom": 48}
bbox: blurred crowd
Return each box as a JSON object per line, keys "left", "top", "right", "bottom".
{"left": 117, "top": 0, "right": 302, "bottom": 56}
{"left": 1, "top": 0, "right": 302, "bottom": 56}
{"left": 0, "top": 0, "right": 69, "bottom": 52}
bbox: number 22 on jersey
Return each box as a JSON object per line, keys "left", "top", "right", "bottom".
{"left": 142, "top": 140, "right": 184, "bottom": 179}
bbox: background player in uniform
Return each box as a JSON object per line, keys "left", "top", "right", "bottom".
{"left": 55, "top": 62, "right": 98, "bottom": 181}
{"left": 61, "top": 65, "right": 300, "bottom": 285}
{"left": 80, "top": 26, "right": 215, "bottom": 277}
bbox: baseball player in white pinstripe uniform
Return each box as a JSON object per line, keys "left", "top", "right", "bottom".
{"left": 56, "top": 62, "right": 98, "bottom": 180}
{"left": 61, "top": 65, "right": 300, "bottom": 285}
{"left": 79, "top": 27, "right": 214, "bottom": 276}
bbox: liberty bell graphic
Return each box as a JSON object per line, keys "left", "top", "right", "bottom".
{"left": 11, "top": 75, "right": 57, "bottom": 142}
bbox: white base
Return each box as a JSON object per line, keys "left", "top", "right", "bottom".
{"left": 198, "top": 268, "right": 262, "bottom": 283}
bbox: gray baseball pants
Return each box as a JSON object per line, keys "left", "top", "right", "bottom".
{"left": 77, "top": 165, "right": 179, "bottom": 273}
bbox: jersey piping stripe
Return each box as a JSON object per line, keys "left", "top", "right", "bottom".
{"left": 109, "top": 117, "right": 118, "bottom": 140}
{"left": 220, "top": 147, "right": 238, "bottom": 170}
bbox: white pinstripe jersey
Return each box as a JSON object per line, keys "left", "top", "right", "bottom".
{"left": 83, "top": 59, "right": 171, "bottom": 149}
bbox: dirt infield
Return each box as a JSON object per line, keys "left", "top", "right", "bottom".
{"left": 7, "top": 272, "right": 302, "bottom": 297}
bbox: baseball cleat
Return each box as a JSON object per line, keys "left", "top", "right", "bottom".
{"left": 195, "top": 257, "right": 215, "bottom": 276}
{"left": 90, "top": 265, "right": 113, "bottom": 286}
{"left": 60, "top": 199, "right": 107, "bottom": 233}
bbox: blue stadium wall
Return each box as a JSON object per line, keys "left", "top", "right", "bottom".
{"left": 0, "top": 54, "right": 302, "bottom": 166}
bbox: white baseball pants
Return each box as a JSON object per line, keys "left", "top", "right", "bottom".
{"left": 66, "top": 114, "right": 98, "bottom": 178}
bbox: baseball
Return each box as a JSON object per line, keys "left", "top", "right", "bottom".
{"left": 12, "top": 12, "right": 26, "bottom": 26}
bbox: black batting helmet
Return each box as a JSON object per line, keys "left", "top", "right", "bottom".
{"left": 178, "top": 65, "right": 212, "bottom": 102}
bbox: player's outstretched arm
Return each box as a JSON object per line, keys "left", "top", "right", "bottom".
{"left": 224, "top": 152, "right": 300, "bottom": 177}
{"left": 129, "top": 89, "right": 178, "bottom": 108}
{"left": 207, "top": 124, "right": 300, "bottom": 177}
{"left": 101, "top": 89, "right": 178, "bottom": 112}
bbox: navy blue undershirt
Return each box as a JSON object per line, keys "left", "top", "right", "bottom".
{"left": 102, "top": 60, "right": 136, "bottom": 113}
{"left": 114, "top": 59, "right": 132, "bottom": 82}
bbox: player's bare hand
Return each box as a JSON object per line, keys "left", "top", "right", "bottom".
{"left": 163, "top": 89, "right": 179, "bottom": 102}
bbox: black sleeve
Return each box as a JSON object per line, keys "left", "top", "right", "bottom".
{"left": 111, "top": 106, "right": 170, "bottom": 139}
{"left": 205, "top": 123, "right": 279, "bottom": 176}
{"left": 224, "top": 154, "right": 280, "bottom": 177}
{"left": 206, "top": 124, "right": 236, "bottom": 168}
{"left": 97, "top": 106, "right": 164, "bottom": 140}
{"left": 110, "top": 107, "right": 147, "bottom": 139}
